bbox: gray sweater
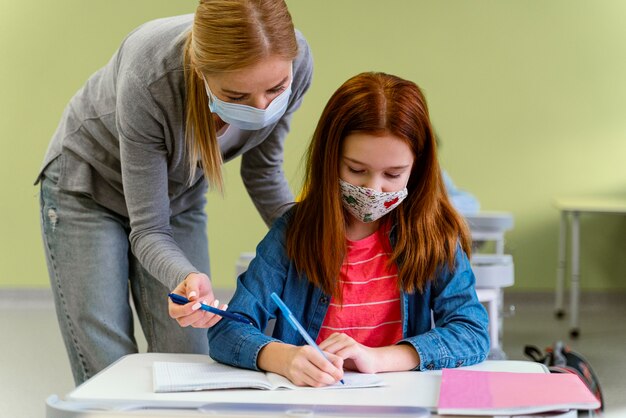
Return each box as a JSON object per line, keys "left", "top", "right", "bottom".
{"left": 36, "top": 14, "right": 313, "bottom": 289}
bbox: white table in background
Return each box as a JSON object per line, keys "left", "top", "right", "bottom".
{"left": 553, "top": 196, "right": 626, "bottom": 338}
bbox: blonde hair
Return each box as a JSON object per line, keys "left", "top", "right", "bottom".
{"left": 183, "top": 0, "right": 298, "bottom": 191}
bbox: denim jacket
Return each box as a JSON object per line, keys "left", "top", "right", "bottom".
{"left": 207, "top": 210, "right": 489, "bottom": 371}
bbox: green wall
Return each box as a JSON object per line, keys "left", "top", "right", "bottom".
{"left": 1, "top": 1, "right": 625, "bottom": 291}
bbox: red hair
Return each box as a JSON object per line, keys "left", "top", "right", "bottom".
{"left": 287, "top": 72, "right": 471, "bottom": 299}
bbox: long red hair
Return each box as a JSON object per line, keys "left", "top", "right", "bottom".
{"left": 286, "top": 72, "right": 471, "bottom": 299}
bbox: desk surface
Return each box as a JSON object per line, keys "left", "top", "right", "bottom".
{"left": 60, "top": 353, "right": 547, "bottom": 412}
{"left": 553, "top": 196, "right": 626, "bottom": 214}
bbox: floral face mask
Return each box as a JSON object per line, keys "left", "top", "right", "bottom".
{"left": 339, "top": 179, "right": 408, "bottom": 223}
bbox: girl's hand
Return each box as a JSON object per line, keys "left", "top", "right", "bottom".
{"left": 168, "top": 272, "right": 226, "bottom": 328}
{"left": 258, "top": 342, "right": 344, "bottom": 387}
{"left": 318, "top": 333, "right": 379, "bottom": 373}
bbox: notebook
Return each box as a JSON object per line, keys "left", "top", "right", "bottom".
{"left": 437, "top": 369, "right": 601, "bottom": 416}
{"left": 153, "top": 361, "right": 385, "bottom": 393}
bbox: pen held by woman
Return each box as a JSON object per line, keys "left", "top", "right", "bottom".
{"left": 168, "top": 293, "right": 252, "bottom": 325}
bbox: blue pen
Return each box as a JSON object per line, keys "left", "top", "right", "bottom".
{"left": 270, "top": 292, "right": 344, "bottom": 385}
{"left": 168, "top": 293, "right": 252, "bottom": 325}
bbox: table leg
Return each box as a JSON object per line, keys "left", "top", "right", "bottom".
{"left": 555, "top": 211, "right": 567, "bottom": 318}
{"left": 569, "top": 211, "right": 580, "bottom": 338}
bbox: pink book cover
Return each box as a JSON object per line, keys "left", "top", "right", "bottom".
{"left": 437, "top": 369, "right": 600, "bottom": 416}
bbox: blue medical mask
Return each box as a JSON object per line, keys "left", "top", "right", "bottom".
{"left": 202, "top": 72, "right": 292, "bottom": 131}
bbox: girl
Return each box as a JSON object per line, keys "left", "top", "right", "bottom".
{"left": 37, "top": 0, "right": 312, "bottom": 384}
{"left": 206, "top": 72, "right": 489, "bottom": 387}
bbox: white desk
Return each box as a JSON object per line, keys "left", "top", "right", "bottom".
{"left": 553, "top": 197, "right": 626, "bottom": 337}
{"left": 47, "top": 353, "right": 548, "bottom": 418}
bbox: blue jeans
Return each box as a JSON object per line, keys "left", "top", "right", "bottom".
{"left": 39, "top": 158, "right": 210, "bottom": 385}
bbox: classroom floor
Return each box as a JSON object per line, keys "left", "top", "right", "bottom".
{"left": 1, "top": 289, "right": 624, "bottom": 418}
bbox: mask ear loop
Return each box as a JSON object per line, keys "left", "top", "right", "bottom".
{"left": 200, "top": 73, "right": 219, "bottom": 113}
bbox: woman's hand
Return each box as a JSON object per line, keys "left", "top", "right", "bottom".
{"left": 318, "top": 333, "right": 379, "bottom": 373}
{"left": 168, "top": 272, "right": 226, "bottom": 328}
{"left": 258, "top": 342, "right": 344, "bottom": 387}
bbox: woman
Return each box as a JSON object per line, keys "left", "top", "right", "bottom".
{"left": 36, "top": 0, "right": 312, "bottom": 385}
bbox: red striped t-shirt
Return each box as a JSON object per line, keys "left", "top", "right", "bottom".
{"left": 316, "top": 227, "right": 403, "bottom": 347}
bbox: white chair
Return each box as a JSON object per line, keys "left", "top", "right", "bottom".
{"left": 465, "top": 212, "right": 515, "bottom": 360}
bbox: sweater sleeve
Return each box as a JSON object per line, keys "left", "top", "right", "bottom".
{"left": 117, "top": 70, "right": 199, "bottom": 290}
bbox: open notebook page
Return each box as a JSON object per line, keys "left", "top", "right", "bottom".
{"left": 154, "top": 361, "right": 385, "bottom": 393}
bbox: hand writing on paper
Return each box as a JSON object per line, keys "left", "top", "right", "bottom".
{"left": 168, "top": 272, "right": 225, "bottom": 328}
{"left": 319, "top": 332, "right": 420, "bottom": 373}
{"left": 319, "top": 333, "right": 378, "bottom": 373}
{"left": 258, "top": 342, "right": 344, "bottom": 387}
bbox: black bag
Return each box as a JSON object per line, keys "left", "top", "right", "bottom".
{"left": 524, "top": 341, "right": 604, "bottom": 413}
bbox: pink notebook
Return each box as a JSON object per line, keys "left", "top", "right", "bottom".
{"left": 438, "top": 369, "right": 600, "bottom": 416}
